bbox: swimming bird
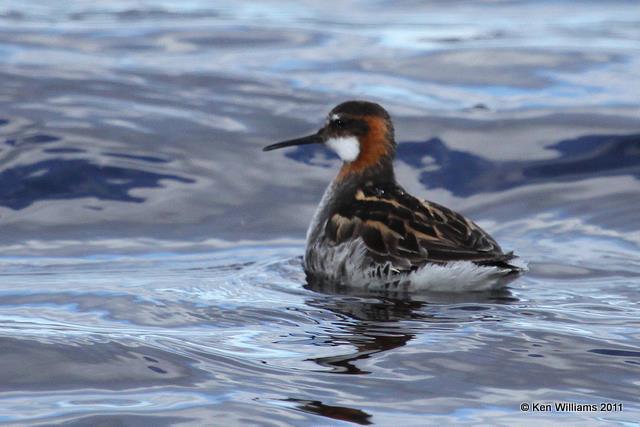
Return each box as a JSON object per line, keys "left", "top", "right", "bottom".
{"left": 263, "top": 101, "right": 523, "bottom": 292}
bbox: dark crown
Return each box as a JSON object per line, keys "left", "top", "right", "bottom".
{"left": 330, "top": 101, "right": 391, "bottom": 120}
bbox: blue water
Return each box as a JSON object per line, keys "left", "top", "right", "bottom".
{"left": 1, "top": 1, "right": 639, "bottom": 425}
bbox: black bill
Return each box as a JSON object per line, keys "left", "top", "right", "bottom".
{"left": 263, "top": 133, "right": 323, "bottom": 151}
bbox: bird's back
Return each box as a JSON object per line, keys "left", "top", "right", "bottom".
{"left": 304, "top": 180, "right": 521, "bottom": 291}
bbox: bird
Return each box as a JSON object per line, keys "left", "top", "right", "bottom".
{"left": 263, "top": 100, "right": 524, "bottom": 292}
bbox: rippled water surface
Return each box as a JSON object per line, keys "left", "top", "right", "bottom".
{"left": 1, "top": 1, "right": 639, "bottom": 425}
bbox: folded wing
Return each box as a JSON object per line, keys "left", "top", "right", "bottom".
{"left": 324, "top": 182, "right": 517, "bottom": 271}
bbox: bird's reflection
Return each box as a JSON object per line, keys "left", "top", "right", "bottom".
{"left": 304, "top": 276, "right": 517, "bottom": 374}
{"left": 279, "top": 282, "right": 515, "bottom": 425}
{"left": 280, "top": 398, "right": 371, "bottom": 425}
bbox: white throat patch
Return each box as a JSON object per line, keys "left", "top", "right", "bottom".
{"left": 326, "top": 136, "right": 360, "bottom": 162}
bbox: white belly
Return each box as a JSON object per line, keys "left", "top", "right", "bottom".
{"left": 304, "top": 238, "right": 518, "bottom": 293}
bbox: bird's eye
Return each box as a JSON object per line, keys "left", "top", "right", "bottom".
{"left": 334, "top": 119, "right": 345, "bottom": 128}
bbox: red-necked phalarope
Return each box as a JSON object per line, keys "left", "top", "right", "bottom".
{"left": 264, "top": 100, "right": 523, "bottom": 292}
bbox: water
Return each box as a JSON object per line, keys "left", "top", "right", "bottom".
{"left": 1, "top": 1, "right": 639, "bottom": 425}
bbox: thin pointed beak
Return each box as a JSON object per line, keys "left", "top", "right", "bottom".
{"left": 263, "top": 132, "right": 324, "bottom": 152}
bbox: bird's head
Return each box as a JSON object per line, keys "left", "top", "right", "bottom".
{"left": 264, "top": 100, "right": 395, "bottom": 178}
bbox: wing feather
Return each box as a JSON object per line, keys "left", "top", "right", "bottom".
{"left": 324, "top": 182, "right": 515, "bottom": 271}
